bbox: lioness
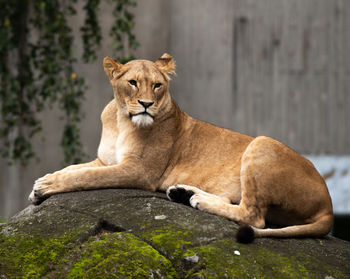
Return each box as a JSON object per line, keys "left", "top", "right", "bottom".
{"left": 29, "top": 54, "right": 333, "bottom": 243}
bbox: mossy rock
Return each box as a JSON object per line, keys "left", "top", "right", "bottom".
{"left": 0, "top": 189, "right": 349, "bottom": 278}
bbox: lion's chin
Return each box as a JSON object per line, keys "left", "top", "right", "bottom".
{"left": 131, "top": 114, "right": 154, "bottom": 128}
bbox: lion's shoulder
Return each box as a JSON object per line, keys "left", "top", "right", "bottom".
{"left": 101, "top": 99, "right": 118, "bottom": 124}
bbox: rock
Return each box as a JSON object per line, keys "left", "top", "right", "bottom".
{"left": 0, "top": 189, "right": 349, "bottom": 278}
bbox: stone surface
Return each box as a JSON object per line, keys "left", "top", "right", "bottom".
{"left": 1, "top": 189, "right": 350, "bottom": 278}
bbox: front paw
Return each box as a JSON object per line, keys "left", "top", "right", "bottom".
{"left": 28, "top": 173, "right": 59, "bottom": 205}
{"left": 28, "top": 189, "right": 47, "bottom": 205}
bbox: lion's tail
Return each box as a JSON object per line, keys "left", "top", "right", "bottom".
{"left": 236, "top": 214, "right": 333, "bottom": 244}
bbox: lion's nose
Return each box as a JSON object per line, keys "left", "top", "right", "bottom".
{"left": 138, "top": 100, "right": 154, "bottom": 108}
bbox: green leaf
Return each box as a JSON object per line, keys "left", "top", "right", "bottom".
{"left": 0, "top": 0, "right": 139, "bottom": 165}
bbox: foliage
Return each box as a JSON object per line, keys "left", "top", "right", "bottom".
{"left": 110, "top": 0, "right": 140, "bottom": 63}
{"left": 0, "top": 0, "right": 138, "bottom": 166}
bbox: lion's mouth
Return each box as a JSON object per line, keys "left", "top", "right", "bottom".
{"left": 129, "top": 111, "right": 154, "bottom": 119}
{"left": 129, "top": 110, "right": 155, "bottom": 127}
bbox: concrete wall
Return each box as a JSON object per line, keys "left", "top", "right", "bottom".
{"left": 1, "top": 0, "right": 349, "bottom": 218}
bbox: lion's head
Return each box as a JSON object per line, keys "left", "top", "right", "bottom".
{"left": 103, "top": 53, "right": 176, "bottom": 128}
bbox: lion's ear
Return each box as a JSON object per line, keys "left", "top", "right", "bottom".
{"left": 155, "top": 53, "right": 176, "bottom": 76}
{"left": 103, "top": 56, "right": 123, "bottom": 80}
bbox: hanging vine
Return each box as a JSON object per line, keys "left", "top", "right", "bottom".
{"left": 110, "top": 0, "right": 139, "bottom": 62}
{"left": 0, "top": 0, "right": 138, "bottom": 166}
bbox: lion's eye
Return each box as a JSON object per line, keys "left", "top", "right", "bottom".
{"left": 154, "top": 83, "right": 162, "bottom": 89}
{"left": 129, "top": 80, "right": 137, "bottom": 87}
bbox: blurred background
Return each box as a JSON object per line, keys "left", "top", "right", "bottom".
{"left": 0, "top": 0, "right": 349, "bottom": 240}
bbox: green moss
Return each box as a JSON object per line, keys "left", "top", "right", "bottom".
{"left": 0, "top": 232, "right": 79, "bottom": 279}
{"left": 294, "top": 252, "right": 345, "bottom": 279}
{"left": 67, "top": 232, "right": 177, "bottom": 279}
{"left": 141, "top": 227, "right": 194, "bottom": 260}
{"left": 182, "top": 239, "right": 344, "bottom": 279}
{"left": 0, "top": 224, "right": 345, "bottom": 279}
{"left": 0, "top": 230, "right": 178, "bottom": 279}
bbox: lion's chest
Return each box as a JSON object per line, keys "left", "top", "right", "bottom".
{"left": 115, "top": 129, "right": 134, "bottom": 164}
{"left": 97, "top": 125, "right": 135, "bottom": 166}
{"left": 97, "top": 133, "right": 118, "bottom": 166}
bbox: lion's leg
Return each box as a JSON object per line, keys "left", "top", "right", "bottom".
{"left": 30, "top": 158, "right": 105, "bottom": 204}
{"left": 29, "top": 160, "right": 156, "bottom": 205}
{"left": 166, "top": 184, "right": 231, "bottom": 206}
{"left": 189, "top": 190, "right": 266, "bottom": 229}
{"left": 166, "top": 184, "right": 262, "bottom": 226}
{"left": 199, "top": 145, "right": 270, "bottom": 229}
{"left": 177, "top": 163, "right": 267, "bottom": 229}
{"left": 54, "top": 158, "right": 104, "bottom": 173}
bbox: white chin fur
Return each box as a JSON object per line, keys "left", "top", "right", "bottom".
{"left": 131, "top": 114, "right": 154, "bottom": 127}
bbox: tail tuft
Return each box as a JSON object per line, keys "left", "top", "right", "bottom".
{"left": 236, "top": 225, "right": 255, "bottom": 244}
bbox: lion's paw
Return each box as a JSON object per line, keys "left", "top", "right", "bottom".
{"left": 166, "top": 185, "right": 194, "bottom": 206}
{"left": 28, "top": 173, "right": 58, "bottom": 205}
{"left": 189, "top": 194, "right": 211, "bottom": 211}
{"left": 28, "top": 190, "right": 47, "bottom": 205}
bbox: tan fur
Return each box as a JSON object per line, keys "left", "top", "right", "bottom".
{"left": 29, "top": 54, "right": 333, "bottom": 239}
